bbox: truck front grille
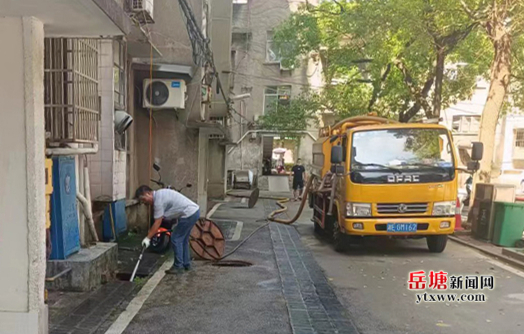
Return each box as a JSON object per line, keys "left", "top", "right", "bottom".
{"left": 376, "top": 203, "right": 428, "bottom": 214}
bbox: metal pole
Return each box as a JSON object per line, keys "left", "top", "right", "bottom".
{"left": 130, "top": 247, "right": 146, "bottom": 282}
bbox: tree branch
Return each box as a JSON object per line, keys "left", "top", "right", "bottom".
{"left": 440, "top": 23, "right": 478, "bottom": 51}
{"left": 332, "top": 0, "right": 345, "bottom": 13}
{"left": 460, "top": 0, "right": 484, "bottom": 22}
{"left": 399, "top": 104, "right": 422, "bottom": 123}
{"left": 368, "top": 64, "right": 392, "bottom": 111}
{"left": 305, "top": 0, "right": 344, "bottom": 16}
{"left": 393, "top": 58, "right": 433, "bottom": 114}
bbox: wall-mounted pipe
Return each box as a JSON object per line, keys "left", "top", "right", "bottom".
{"left": 46, "top": 144, "right": 98, "bottom": 156}
{"left": 77, "top": 192, "right": 98, "bottom": 243}
{"left": 227, "top": 130, "right": 317, "bottom": 155}
{"left": 83, "top": 164, "right": 96, "bottom": 242}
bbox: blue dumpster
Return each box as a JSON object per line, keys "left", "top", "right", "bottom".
{"left": 102, "top": 199, "right": 128, "bottom": 241}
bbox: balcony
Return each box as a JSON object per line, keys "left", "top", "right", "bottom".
{"left": 44, "top": 38, "right": 100, "bottom": 145}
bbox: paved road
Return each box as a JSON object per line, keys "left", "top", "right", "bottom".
{"left": 122, "top": 200, "right": 291, "bottom": 334}
{"left": 294, "top": 206, "right": 524, "bottom": 334}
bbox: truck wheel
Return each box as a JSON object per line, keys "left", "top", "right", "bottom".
{"left": 427, "top": 235, "right": 447, "bottom": 253}
{"left": 332, "top": 217, "right": 350, "bottom": 252}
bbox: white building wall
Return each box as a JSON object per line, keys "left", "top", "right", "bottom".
{"left": 228, "top": 0, "right": 322, "bottom": 177}
{"left": 500, "top": 115, "right": 524, "bottom": 170}
{"left": 88, "top": 39, "right": 126, "bottom": 201}
{"left": 442, "top": 78, "right": 524, "bottom": 190}
{"left": 0, "top": 16, "right": 47, "bottom": 334}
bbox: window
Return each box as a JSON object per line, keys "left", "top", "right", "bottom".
{"left": 44, "top": 38, "right": 99, "bottom": 144}
{"left": 113, "top": 39, "right": 126, "bottom": 110}
{"left": 266, "top": 31, "right": 281, "bottom": 63}
{"left": 264, "top": 86, "right": 291, "bottom": 114}
{"left": 515, "top": 129, "right": 524, "bottom": 148}
{"left": 451, "top": 115, "right": 480, "bottom": 134}
{"left": 113, "top": 39, "right": 127, "bottom": 151}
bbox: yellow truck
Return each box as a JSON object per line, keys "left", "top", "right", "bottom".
{"left": 309, "top": 116, "right": 483, "bottom": 253}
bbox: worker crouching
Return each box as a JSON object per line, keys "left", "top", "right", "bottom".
{"left": 135, "top": 185, "right": 200, "bottom": 275}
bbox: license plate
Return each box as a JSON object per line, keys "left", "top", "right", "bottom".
{"left": 387, "top": 223, "right": 418, "bottom": 233}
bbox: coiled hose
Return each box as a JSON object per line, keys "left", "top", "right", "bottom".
{"left": 200, "top": 176, "right": 318, "bottom": 263}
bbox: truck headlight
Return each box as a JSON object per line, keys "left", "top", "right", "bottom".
{"left": 346, "top": 203, "right": 372, "bottom": 217}
{"left": 432, "top": 201, "right": 456, "bottom": 216}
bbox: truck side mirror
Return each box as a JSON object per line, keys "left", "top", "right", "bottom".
{"left": 331, "top": 146, "right": 343, "bottom": 164}
{"left": 471, "top": 142, "right": 483, "bottom": 161}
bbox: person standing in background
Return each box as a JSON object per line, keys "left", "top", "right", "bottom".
{"left": 291, "top": 158, "right": 306, "bottom": 201}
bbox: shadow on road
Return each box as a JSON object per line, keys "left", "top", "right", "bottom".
{"left": 305, "top": 227, "right": 435, "bottom": 257}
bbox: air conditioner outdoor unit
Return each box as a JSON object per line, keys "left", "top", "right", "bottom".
{"left": 130, "top": 0, "right": 154, "bottom": 24}
{"left": 143, "top": 79, "right": 186, "bottom": 109}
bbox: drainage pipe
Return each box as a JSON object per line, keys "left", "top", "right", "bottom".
{"left": 77, "top": 192, "right": 99, "bottom": 242}
{"left": 83, "top": 164, "right": 98, "bottom": 242}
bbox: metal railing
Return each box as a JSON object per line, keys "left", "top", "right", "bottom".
{"left": 44, "top": 38, "right": 99, "bottom": 144}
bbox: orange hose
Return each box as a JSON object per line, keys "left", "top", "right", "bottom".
{"left": 267, "top": 177, "right": 316, "bottom": 224}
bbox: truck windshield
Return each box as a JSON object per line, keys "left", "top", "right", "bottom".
{"left": 351, "top": 128, "right": 454, "bottom": 172}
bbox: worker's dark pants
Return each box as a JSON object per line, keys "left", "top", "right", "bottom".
{"left": 171, "top": 210, "right": 200, "bottom": 269}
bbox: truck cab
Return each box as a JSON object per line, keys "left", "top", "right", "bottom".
{"left": 310, "top": 116, "right": 482, "bottom": 253}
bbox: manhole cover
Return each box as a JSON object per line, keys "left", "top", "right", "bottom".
{"left": 190, "top": 218, "right": 225, "bottom": 260}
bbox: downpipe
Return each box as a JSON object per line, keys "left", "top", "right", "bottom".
{"left": 77, "top": 192, "right": 99, "bottom": 242}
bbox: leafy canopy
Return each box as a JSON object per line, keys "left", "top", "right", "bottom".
{"left": 273, "top": 0, "right": 493, "bottom": 122}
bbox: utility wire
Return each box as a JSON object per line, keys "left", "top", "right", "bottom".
{"left": 177, "top": 0, "right": 251, "bottom": 126}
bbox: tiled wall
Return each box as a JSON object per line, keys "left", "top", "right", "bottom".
{"left": 88, "top": 39, "right": 127, "bottom": 201}
{"left": 113, "top": 150, "right": 127, "bottom": 200}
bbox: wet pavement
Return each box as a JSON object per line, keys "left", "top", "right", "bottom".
{"left": 270, "top": 222, "right": 358, "bottom": 334}
{"left": 291, "top": 203, "right": 524, "bottom": 334}
{"left": 48, "top": 281, "right": 137, "bottom": 334}
{"left": 48, "top": 234, "right": 165, "bottom": 334}
{"left": 50, "top": 196, "right": 524, "bottom": 334}
{"left": 122, "top": 200, "right": 291, "bottom": 334}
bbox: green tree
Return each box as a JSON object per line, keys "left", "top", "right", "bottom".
{"left": 459, "top": 1, "right": 524, "bottom": 220}
{"left": 273, "top": 0, "right": 490, "bottom": 122}
{"left": 257, "top": 90, "right": 320, "bottom": 136}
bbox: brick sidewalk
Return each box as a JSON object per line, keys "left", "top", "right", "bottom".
{"left": 266, "top": 200, "right": 359, "bottom": 334}
{"left": 49, "top": 281, "right": 137, "bottom": 334}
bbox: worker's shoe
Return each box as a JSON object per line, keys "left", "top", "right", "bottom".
{"left": 184, "top": 266, "right": 192, "bottom": 272}
{"left": 165, "top": 267, "right": 185, "bottom": 275}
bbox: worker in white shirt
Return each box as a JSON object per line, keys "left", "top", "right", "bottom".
{"left": 135, "top": 185, "right": 200, "bottom": 275}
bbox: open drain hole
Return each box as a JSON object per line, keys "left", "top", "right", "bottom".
{"left": 212, "top": 260, "right": 253, "bottom": 267}
{"left": 116, "top": 272, "right": 148, "bottom": 281}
